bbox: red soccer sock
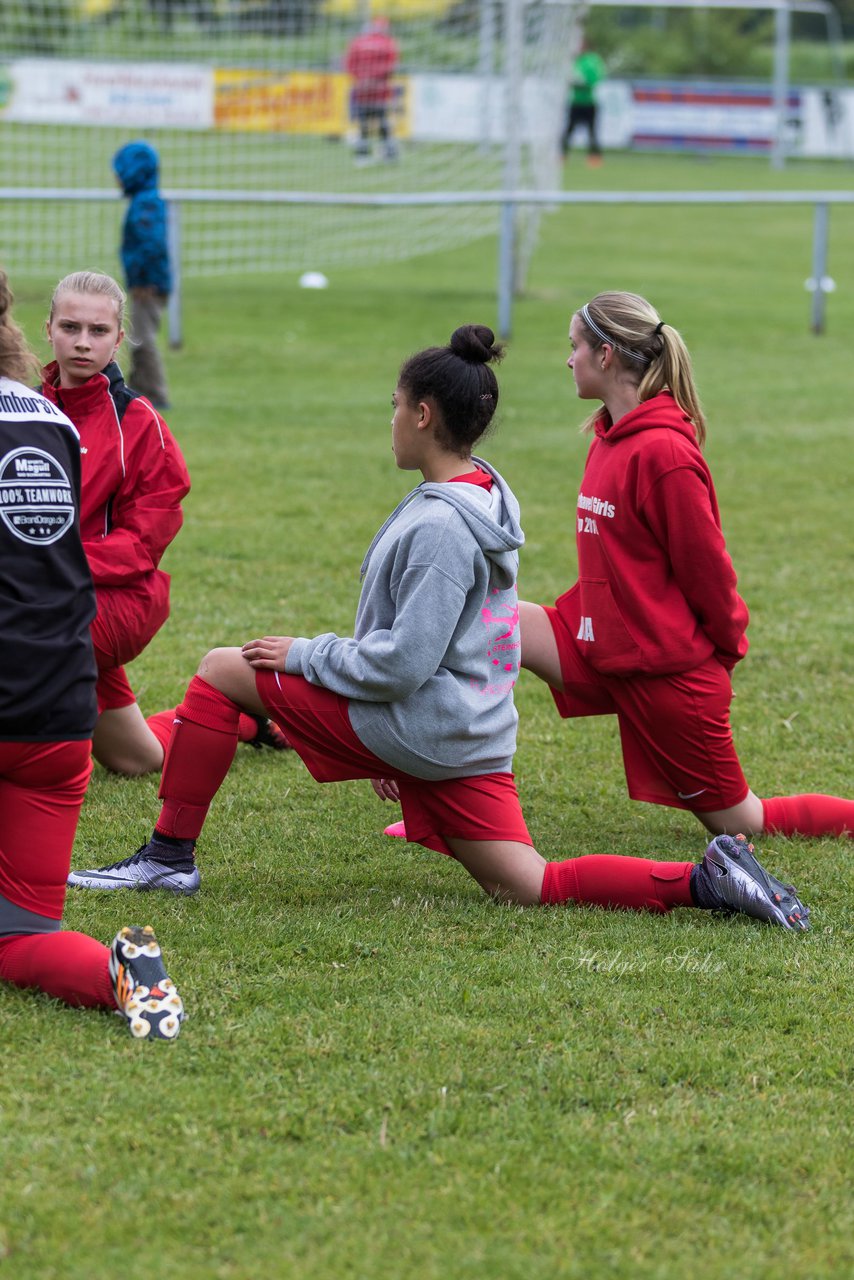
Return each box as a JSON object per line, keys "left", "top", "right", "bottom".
{"left": 146, "top": 707, "right": 258, "bottom": 752}
{"left": 541, "top": 855, "right": 695, "bottom": 914}
{"left": 146, "top": 708, "right": 176, "bottom": 752}
{"left": 155, "top": 676, "right": 241, "bottom": 841}
{"left": 762, "top": 794, "right": 853, "bottom": 839}
{"left": 0, "top": 930, "right": 114, "bottom": 1008}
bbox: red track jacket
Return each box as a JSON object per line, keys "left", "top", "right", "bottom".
{"left": 41, "top": 360, "right": 190, "bottom": 653}
{"left": 556, "top": 391, "right": 749, "bottom": 677}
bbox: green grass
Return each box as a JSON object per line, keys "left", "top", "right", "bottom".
{"left": 2, "top": 152, "right": 853, "bottom": 1278}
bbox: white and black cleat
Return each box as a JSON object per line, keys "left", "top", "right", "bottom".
{"left": 68, "top": 845, "right": 200, "bottom": 895}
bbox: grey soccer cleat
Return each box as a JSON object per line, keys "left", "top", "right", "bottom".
{"left": 68, "top": 845, "right": 200, "bottom": 895}
{"left": 701, "top": 833, "right": 810, "bottom": 930}
{"left": 110, "top": 925, "right": 185, "bottom": 1040}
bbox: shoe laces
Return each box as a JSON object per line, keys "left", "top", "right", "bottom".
{"left": 95, "top": 844, "right": 154, "bottom": 872}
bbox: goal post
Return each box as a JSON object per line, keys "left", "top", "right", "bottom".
{"left": 0, "top": 0, "right": 574, "bottom": 294}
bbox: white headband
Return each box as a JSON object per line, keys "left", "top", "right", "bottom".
{"left": 581, "top": 304, "right": 651, "bottom": 365}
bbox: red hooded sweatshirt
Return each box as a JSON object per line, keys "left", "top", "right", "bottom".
{"left": 555, "top": 392, "right": 749, "bottom": 677}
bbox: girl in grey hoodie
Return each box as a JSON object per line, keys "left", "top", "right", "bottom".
{"left": 70, "top": 326, "right": 808, "bottom": 931}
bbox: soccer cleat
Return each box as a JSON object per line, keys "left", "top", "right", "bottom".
{"left": 701, "top": 833, "right": 810, "bottom": 930}
{"left": 67, "top": 845, "right": 200, "bottom": 895}
{"left": 248, "top": 715, "right": 292, "bottom": 752}
{"left": 383, "top": 820, "right": 407, "bottom": 839}
{"left": 110, "top": 925, "right": 184, "bottom": 1040}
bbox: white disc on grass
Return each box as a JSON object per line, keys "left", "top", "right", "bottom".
{"left": 299, "top": 272, "right": 329, "bottom": 289}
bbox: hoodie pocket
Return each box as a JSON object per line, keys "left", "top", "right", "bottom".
{"left": 576, "top": 577, "right": 644, "bottom": 672}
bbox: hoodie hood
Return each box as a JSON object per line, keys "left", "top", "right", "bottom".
{"left": 360, "top": 455, "right": 524, "bottom": 590}
{"left": 421, "top": 455, "right": 524, "bottom": 588}
{"left": 113, "top": 141, "right": 159, "bottom": 196}
{"left": 595, "top": 391, "right": 698, "bottom": 447}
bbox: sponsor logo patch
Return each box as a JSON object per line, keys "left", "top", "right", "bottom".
{"left": 0, "top": 446, "right": 76, "bottom": 546}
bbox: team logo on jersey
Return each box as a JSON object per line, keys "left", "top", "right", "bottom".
{"left": 0, "top": 447, "right": 76, "bottom": 546}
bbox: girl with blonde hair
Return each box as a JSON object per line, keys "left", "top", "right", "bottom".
{"left": 513, "top": 290, "right": 851, "bottom": 842}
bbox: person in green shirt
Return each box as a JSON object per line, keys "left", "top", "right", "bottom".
{"left": 561, "top": 42, "right": 606, "bottom": 164}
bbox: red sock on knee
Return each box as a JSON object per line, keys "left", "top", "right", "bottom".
{"left": 541, "top": 855, "right": 695, "bottom": 913}
{"left": 762, "top": 794, "right": 854, "bottom": 839}
{"left": 0, "top": 930, "right": 114, "bottom": 1008}
{"left": 156, "top": 676, "right": 241, "bottom": 841}
{"left": 147, "top": 706, "right": 259, "bottom": 753}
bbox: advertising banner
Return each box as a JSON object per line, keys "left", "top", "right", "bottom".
{"left": 630, "top": 81, "right": 800, "bottom": 153}
{"left": 214, "top": 69, "right": 410, "bottom": 138}
{"left": 1, "top": 60, "right": 850, "bottom": 159}
{"left": 0, "top": 59, "right": 212, "bottom": 129}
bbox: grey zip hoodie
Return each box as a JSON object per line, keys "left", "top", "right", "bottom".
{"left": 285, "top": 457, "right": 524, "bottom": 779}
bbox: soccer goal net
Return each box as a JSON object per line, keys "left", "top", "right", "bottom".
{"left": 0, "top": 0, "right": 573, "bottom": 282}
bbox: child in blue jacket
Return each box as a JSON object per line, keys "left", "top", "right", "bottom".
{"left": 112, "top": 140, "right": 171, "bottom": 409}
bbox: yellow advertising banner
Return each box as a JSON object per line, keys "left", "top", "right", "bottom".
{"left": 215, "top": 69, "right": 348, "bottom": 134}
{"left": 215, "top": 69, "right": 409, "bottom": 137}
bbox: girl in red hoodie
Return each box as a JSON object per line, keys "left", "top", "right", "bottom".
{"left": 518, "top": 290, "right": 851, "bottom": 842}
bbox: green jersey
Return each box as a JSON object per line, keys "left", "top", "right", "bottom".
{"left": 570, "top": 51, "right": 606, "bottom": 108}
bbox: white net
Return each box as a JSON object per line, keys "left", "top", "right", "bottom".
{"left": 0, "top": 0, "right": 573, "bottom": 279}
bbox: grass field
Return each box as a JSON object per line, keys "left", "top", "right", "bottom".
{"left": 2, "top": 152, "right": 853, "bottom": 1279}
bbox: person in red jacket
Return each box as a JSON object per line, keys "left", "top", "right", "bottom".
{"left": 41, "top": 272, "right": 286, "bottom": 777}
{"left": 345, "top": 16, "right": 400, "bottom": 163}
{"left": 40, "top": 271, "right": 191, "bottom": 775}
{"left": 516, "top": 290, "right": 852, "bottom": 842}
{"left": 41, "top": 273, "right": 288, "bottom": 781}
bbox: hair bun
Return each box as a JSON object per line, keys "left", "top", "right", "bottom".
{"left": 449, "top": 323, "right": 503, "bottom": 365}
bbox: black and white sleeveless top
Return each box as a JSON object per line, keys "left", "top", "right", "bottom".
{"left": 0, "top": 379, "right": 97, "bottom": 741}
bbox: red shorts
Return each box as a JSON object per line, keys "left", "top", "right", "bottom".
{"left": 94, "top": 663, "right": 136, "bottom": 714}
{"left": 0, "top": 740, "right": 93, "bottom": 922}
{"left": 255, "top": 670, "right": 532, "bottom": 857}
{"left": 91, "top": 580, "right": 171, "bottom": 713}
{"left": 545, "top": 604, "right": 748, "bottom": 811}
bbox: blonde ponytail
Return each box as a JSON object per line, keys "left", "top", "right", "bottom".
{"left": 575, "top": 291, "right": 706, "bottom": 445}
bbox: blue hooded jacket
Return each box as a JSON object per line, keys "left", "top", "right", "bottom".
{"left": 112, "top": 141, "right": 171, "bottom": 294}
